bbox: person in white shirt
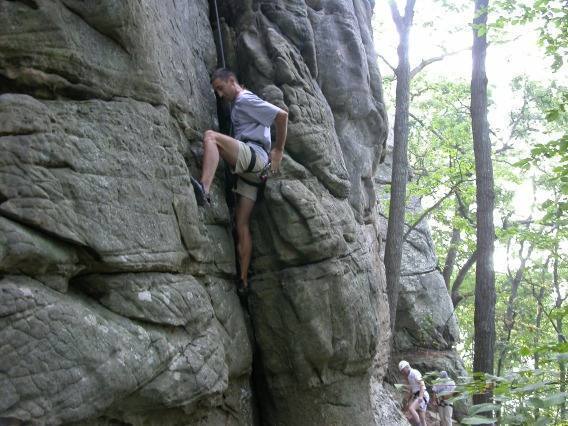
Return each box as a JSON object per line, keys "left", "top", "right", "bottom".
{"left": 399, "top": 360, "right": 429, "bottom": 426}
{"left": 432, "top": 370, "right": 456, "bottom": 426}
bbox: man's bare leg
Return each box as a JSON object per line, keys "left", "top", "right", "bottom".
{"left": 235, "top": 196, "right": 255, "bottom": 288}
{"left": 408, "top": 399, "right": 422, "bottom": 426}
{"left": 419, "top": 410, "right": 427, "bottom": 426}
{"left": 200, "top": 130, "right": 240, "bottom": 192}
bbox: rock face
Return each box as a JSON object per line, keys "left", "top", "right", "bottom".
{"left": 0, "top": 1, "right": 459, "bottom": 425}
{"left": 1, "top": 1, "right": 250, "bottom": 424}
{"left": 213, "top": 2, "right": 396, "bottom": 424}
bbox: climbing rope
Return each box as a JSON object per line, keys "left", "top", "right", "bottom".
{"left": 211, "top": 0, "right": 270, "bottom": 185}
{"left": 212, "top": 0, "right": 226, "bottom": 68}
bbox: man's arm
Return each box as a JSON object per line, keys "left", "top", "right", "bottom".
{"left": 419, "top": 380, "right": 425, "bottom": 399}
{"left": 270, "top": 109, "right": 288, "bottom": 173}
{"left": 402, "top": 377, "right": 411, "bottom": 409}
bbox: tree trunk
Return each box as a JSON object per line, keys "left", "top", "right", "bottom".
{"left": 443, "top": 225, "right": 461, "bottom": 289}
{"left": 451, "top": 250, "right": 477, "bottom": 307}
{"left": 533, "top": 284, "right": 545, "bottom": 420}
{"left": 385, "top": 0, "right": 416, "bottom": 332}
{"left": 552, "top": 211, "right": 566, "bottom": 421}
{"left": 496, "top": 242, "right": 533, "bottom": 377}
{"left": 471, "top": 0, "right": 496, "bottom": 409}
{"left": 533, "top": 285, "right": 545, "bottom": 371}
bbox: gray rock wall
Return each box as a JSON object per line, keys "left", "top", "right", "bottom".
{"left": 214, "top": 1, "right": 396, "bottom": 424}
{"left": 1, "top": 1, "right": 252, "bottom": 424}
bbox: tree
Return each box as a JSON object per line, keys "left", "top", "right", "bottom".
{"left": 496, "top": 238, "right": 534, "bottom": 378}
{"left": 496, "top": 0, "right": 568, "bottom": 218}
{"left": 384, "top": 0, "right": 416, "bottom": 332}
{"left": 471, "top": 0, "right": 497, "bottom": 408}
{"left": 375, "top": 1, "right": 567, "bottom": 422}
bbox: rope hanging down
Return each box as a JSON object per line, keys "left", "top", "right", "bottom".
{"left": 212, "top": 0, "right": 226, "bottom": 68}
{"left": 211, "top": 1, "right": 270, "bottom": 185}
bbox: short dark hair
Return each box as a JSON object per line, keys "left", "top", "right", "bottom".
{"left": 211, "top": 68, "right": 238, "bottom": 83}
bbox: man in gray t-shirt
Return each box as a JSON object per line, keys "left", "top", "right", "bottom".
{"left": 231, "top": 89, "right": 279, "bottom": 165}
{"left": 433, "top": 371, "right": 456, "bottom": 426}
{"left": 191, "top": 68, "right": 288, "bottom": 294}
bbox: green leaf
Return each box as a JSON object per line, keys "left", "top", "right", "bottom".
{"left": 542, "top": 392, "right": 568, "bottom": 408}
{"left": 469, "top": 403, "right": 501, "bottom": 415}
{"left": 513, "top": 158, "right": 530, "bottom": 169}
{"left": 527, "top": 396, "right": 545, "bottom": 409}
{"left": 535, "top": 418, "right": 550, "bottom": 426}
{"left": 500, "top": 414, "right": 526, "bottom": 424}
{"left": 461, "top": 415, "right": 496, "bottom": 424}
{"left": 545, "top": 106, "right": 562, "bottom": 121}
{"left": 512, "top": 380, "right": 551, "bottom": 393}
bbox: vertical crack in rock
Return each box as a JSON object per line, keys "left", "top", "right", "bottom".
{"left": 205, "top": 3, "right": 394, "bottom": 423}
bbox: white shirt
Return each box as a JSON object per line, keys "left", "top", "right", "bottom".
{"left": 407, "top": 368, "right": 430, "bottom": 402}
{"left": 408, "top": 368, "right": 424, "bottom": 393}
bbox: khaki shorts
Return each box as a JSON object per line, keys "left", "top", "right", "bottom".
{"left": 413, "top": 392, "right": 429, "bottom": 412}
{"left": 234, "top": 141, "right": 267, "bottom": 201}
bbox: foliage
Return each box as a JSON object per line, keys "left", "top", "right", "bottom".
{"left": 405, "top": 77, "right": 478, "bottom": 260}
{"left": 382, "top": 50, "right": 567, "bottom": 426}
{"left": 512, "top": 79, "right": 568, "bottom": 221}
{"left": 494, "top": 0, "right": 568, "bottom": 71}
{"left": 375, "top": 0, "right": 567, "bottom": 422}
{"left": 495, "top": 0, "right": 568, "bottom": 221}
{"left": 455, "top": 358, "right": 568, "bottom": 424}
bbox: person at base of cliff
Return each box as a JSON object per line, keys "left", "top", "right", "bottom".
{"left": 399, "top": 360, "right": 430, "bottom": 426}
{"left": 191, "top": 68, "right": 288, "bottom": 294}
{"left": 432, "top": 370, "right": 456, "bottom": 426}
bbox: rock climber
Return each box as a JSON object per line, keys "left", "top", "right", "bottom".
{"left": 191, "top": 68, "right": 288, "bottom": 294}
{"left": 399, "top": 360, "right": 430, "bottom": 426}
{"left": 432, "top": 370, "right": 456, "bottom": 426}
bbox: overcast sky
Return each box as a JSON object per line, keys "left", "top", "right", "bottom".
{"left": 372, "top": 1, "right": 564, "bottom": 126}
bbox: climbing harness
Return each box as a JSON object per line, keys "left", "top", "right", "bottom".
{"left": 239, "top": 162, "right": 271, "bottom": 188}
{"left": 243, "top": 140, "right": 270, "bottom": 176}
{"left": 259, "top": 161, "right": 271, "bottom": 183}
{"left": 245, "top": 146, "right": 257, "bottom": 173}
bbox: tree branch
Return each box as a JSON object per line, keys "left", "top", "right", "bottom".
{"left": 410, "top": 84, "right": 434, "bottom": 101}
{"left": 443, "top": 226, "right": 461, "bottom": 288}
{"left": 378, "top": 53, "right": 397, "bottom": 75}
{"left": 409, "top": 111, "right": 449, "bottom": 144}
{"left": 530, "top": 288, "right": 566, "bottom": 339}
{"left": 455, "top": 191, "right": 476, "bottom": 227}
{"left": 494, "top": 143, "right": 515, "bottom": 155}
{"left": 403, "top": 0, "right": 417, "bottom": 26}
{"left": 509, "top": 96, "right": 529, "bottom": 141}
{"left": 402, "top": 181, "right": 464, "bottom": 242}
{"left": 410, "top": 46, "right": 472, "bottom": 79}
{"left": 388, "top": 0, "right": 404, "bottom": 32}
{"left": 451, "top": 250, "right": 477, "bottom": 307}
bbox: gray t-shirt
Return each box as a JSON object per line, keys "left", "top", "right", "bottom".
{"left": 231, "top": 90, "right": 280, "bottom": 164}
{"left": 432, "top": 379, "right": 456, "bottom": 396}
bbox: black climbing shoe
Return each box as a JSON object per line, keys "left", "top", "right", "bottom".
{"left": 237, "top": 278, "right": 250, "bottom": 296}
{"left": 190, "top": 176, "right": 211, "bottom": 207}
